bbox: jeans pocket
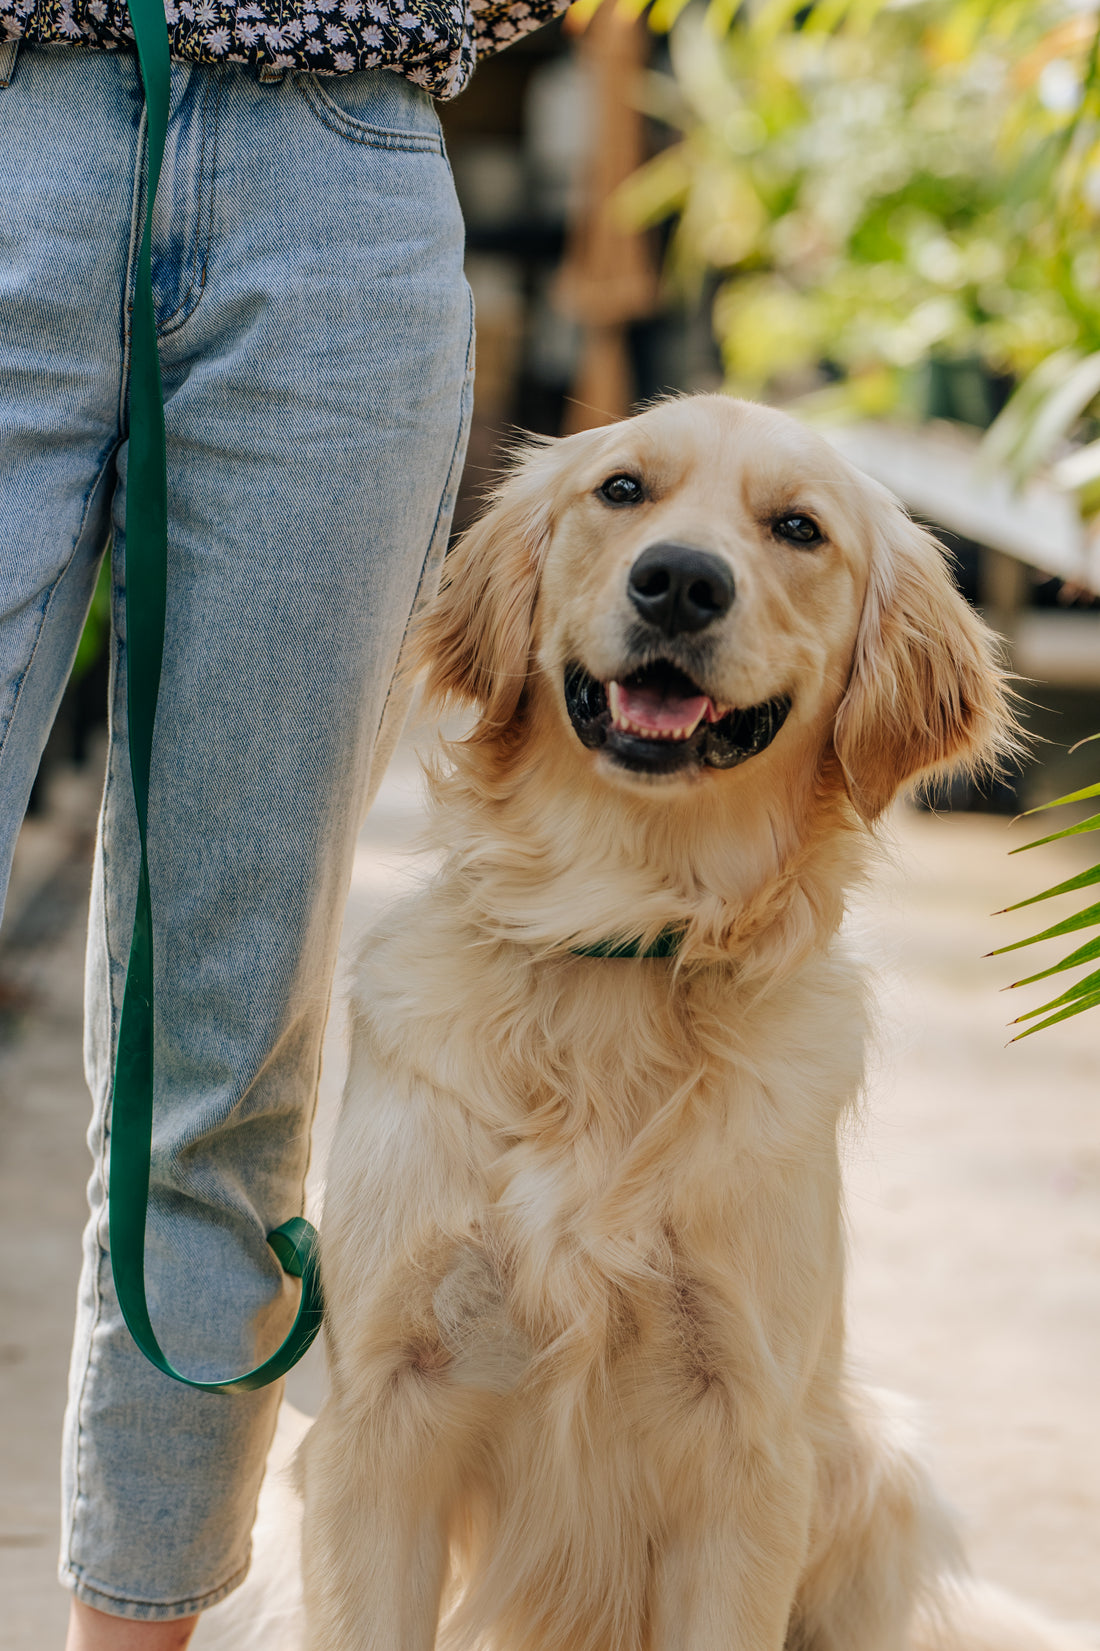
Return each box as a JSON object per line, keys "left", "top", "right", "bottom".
{"left": 293, "top": 68, "right": 444, "bottom": 150}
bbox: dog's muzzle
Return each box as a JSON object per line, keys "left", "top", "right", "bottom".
{"left": 563, "top": 659, "right": 791, "bottom": 776}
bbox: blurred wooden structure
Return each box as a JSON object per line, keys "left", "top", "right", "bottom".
{"left": 554, "top": 7, "right": 659, "bottom": 431}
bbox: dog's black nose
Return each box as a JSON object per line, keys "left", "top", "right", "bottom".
{"left": 627, "top": 543, "right": 735, "bottom": 636}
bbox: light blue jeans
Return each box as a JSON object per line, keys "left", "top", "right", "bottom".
{"left": 0, "top": 41, "right": 473, "bottom": 1619}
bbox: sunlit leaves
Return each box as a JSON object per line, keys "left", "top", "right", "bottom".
{"left": 616, "top": 0, "right": 1100, "bottom": 403}
{"left": 984, "top": 348, "right": 1100, "bottom": 483}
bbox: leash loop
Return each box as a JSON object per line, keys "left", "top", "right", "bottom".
{"left": 109, "top": 0, "right": 323, "bottom": 1392}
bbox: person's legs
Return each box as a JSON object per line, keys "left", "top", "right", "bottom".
{"left": 0, "top": 44, "right": 134, "bottom": 899}
{"left": 1, "top": 40, "right": 472, "bottom": 1628}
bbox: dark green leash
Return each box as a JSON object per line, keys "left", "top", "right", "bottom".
{"left": 110, "top": 0, "right": 322, "bottom": 1392}
{"left": 113, "top": 0, "right": 678, "bottom": 1385}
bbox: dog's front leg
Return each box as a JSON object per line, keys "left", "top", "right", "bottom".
{"left": 300, "top": 1032, "right": 508, "bottom": 1650}
{"left": 300, "top": 1371, "right": 462, "bottom": 1651}
{"left": 649, "top": 1435, "right": 814, "bottom": 1651}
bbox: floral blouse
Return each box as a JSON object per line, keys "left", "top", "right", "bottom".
{"left": 0, "top": 0, "right": 569, "bottom": 97}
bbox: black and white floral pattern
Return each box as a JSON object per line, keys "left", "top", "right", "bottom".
{"left": 0, "top": 0, "right": 566, "bottom": 97}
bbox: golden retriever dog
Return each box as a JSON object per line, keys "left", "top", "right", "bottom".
{"left": 300, "top": 395, "right": 1088, "bottom": 1651}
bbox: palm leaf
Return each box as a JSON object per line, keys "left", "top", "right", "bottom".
{"left": 1006, "top": 931, "right": 1100, "bottom": 988}
{"left": 1017, "top": 778, "right": 1100, "bottom": 815}
{"left": 996, "top": 860, "right": 1100, "bottom": 915}
{"left": 989, "top": 901, "right": 1100, "bottom": 959}
{"left": 998, "top": 749, "right": 1100, "bottom": 1035}
{"left": 1011, "top": 964, "right": 1100, "bottom": 1017}
{"left": 1007, "top": 809, "right": 1100, "bottom": 854}
{"left": 1009, "top": 989, "right": 1100, "bottom": 1041}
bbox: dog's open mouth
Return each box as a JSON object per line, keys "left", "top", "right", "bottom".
{"left": 564, "top": 661, "right": 791, "bottom": 775}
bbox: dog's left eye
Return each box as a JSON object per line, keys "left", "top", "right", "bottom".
{"left": 598, "top": 474, "right": 645, "bottom": 507}
{"left": 773, "top": 513, "right": 824, "bottom": 546}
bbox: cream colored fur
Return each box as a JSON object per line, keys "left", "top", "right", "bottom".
{"left": 300, "top": 396, "right": 1083, "bottom": 1651}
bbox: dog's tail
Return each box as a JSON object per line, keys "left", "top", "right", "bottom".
{"left": 912, "top": 1578, "right": 1098, "bottom": 1651}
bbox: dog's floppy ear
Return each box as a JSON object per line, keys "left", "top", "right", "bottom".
{"left": 832, "top": 498, "right": 1017, "bottom": 821}
{"left": 412, "top": 439, "right": 560, "bottom": 737}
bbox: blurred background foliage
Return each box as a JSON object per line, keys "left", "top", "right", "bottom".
{"left": 615, "top": 0, "right": 1100, "bottom": 438}
{"left": 592, "top": 0, "right": 1100, "bottom": 1030}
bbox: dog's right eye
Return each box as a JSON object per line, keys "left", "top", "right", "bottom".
{"left": 772, "top": 513, "right": 824, "bottom": 546}
{"left": 598, "top": 474, "right": 645, "bottom": 507}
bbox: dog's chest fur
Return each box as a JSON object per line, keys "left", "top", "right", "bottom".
{"left": 318, "top": 911, "right": 867, "bottom": 1650}
{"left": 335, "top": 903, "right": 865, "bottom": 1413}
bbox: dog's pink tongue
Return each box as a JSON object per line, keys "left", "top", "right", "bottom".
{"left": 613, "top": 681, "right": 712, "bottom": 735}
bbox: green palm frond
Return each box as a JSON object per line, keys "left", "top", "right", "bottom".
{"left": 991, "top": 763, "right": 1100, "bottom": 1038}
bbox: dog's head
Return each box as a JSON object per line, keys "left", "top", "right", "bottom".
{"left": 416, "top": 396, "right": 1013, "bottom": 825}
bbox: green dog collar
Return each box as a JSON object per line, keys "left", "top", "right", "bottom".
{"left": 571, "top": 927, "right": 684, "bottom": 961}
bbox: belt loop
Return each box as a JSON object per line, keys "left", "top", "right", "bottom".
{"left": 0, "top": 39, "right": 19, "bottom": 87}
{"left": 258, "top": 62, "right": 285, "bottom": 84}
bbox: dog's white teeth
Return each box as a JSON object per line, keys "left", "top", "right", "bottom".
{"left": 607, "top": 681, "right": 704, "bottom": 742}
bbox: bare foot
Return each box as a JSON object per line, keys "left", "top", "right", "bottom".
{"left": 65, "top": 1600, "right": 199, "bottom": 1650}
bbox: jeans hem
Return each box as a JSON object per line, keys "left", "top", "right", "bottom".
{"left": 60, "top": 1552, "right": 250, "bottom": 1620}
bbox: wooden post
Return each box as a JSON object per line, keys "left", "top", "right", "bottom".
{"left": 554, "top": 5, "right": 658, "bottom": 432}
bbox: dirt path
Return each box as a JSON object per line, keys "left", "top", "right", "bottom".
{"left": 845, "top": 810, "right": 1100, "bottom": 1634}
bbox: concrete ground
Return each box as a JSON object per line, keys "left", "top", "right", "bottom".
{"left": 1, "top": 726, "right": 1098, "bottom": 1647}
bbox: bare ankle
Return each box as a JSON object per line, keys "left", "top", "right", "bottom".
{"left": 65, "top": 1599, "right": 199, "bottom": 1650}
